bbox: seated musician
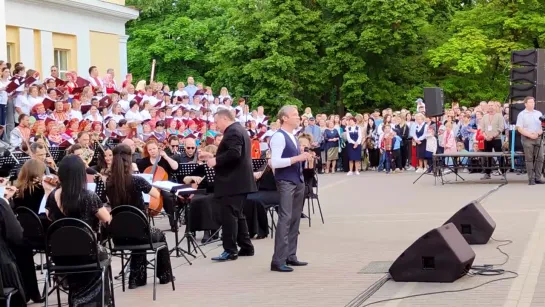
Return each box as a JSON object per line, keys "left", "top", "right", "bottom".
{"left": 91, "top": 145, "right": 113, "bottom": 175}
{"left": 245, "top": 151, "right": 280, "bottom": 239}
{"left": 164, "top": 135, "right": 184, "bottom": 163}
{"left": 76, "top": 131, "right": 95, "bottom": 165}
{"left": 136, "top": 140, "right": 179, "bottom": 231}
{"left": 106, "top": 144, "right": 174, "bottom": 289}
{"left": 179, "top": 137, "right": 198, "bottom": 163}
{"left": 29, "top": 142, "right": 57, "bottom": 175}
{"left": 121, "top": 138, "right": 142, "bottom": 168}
{"left": 182, "top": 145, "right": 221, "bottom": 244}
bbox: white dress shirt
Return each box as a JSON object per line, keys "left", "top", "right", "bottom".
{"left": 125, "top": 109, "right": 144, "bottom": 123}
{"left": 270, "top": 128, "right": 299, "bottom": 169}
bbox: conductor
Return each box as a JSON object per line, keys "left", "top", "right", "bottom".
{"left": 269, "top": 105, "right": 312, "bottom": 272}
{"left": 199, "top": 109, "right": 257, "bottom": 261}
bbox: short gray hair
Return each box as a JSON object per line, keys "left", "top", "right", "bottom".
{"left": 277, "top": 105, "right": 297, "bottom": 124}
{"left": 215, "top": 108, "right": 235, "bottom": 121}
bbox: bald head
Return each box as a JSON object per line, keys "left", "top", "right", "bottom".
{"left": 184, "top": 138, "right": 196, "bottom": 157}
{"left": 122, "top": 138, "right": 136, "bottom": 153}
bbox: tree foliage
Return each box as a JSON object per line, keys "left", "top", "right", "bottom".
{"left": 126, "top": 0, "right": 545, "bottom": 114}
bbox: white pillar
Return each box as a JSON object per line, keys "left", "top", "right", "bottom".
{"left": 119, "top": 34, "right": 129, "bottom": 85}
{"left": 0, "top": 0, "right": 6, "bottom": 61}
{"left": 19, "top": 28, "right": 34, "bottom": 68}
{"left": 40, "top": 31, "right": 53, "bottom": 78}
{"left": 77, "top": 29, "right": 90, "bottom": 78}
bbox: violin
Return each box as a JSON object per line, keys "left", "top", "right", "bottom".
{"left": 43, "top": 174, "right": 60, "bottom": 186}
{"left": 144, "top": 151, "right": 169, "bottom": 217}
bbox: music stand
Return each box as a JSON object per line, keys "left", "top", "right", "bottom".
{"left": 252, "top": 159, "right": 267, "bottom": 172}
{"left": 172, "top": 162, "right": 198, "bottom": 184}
{"left": 12, "top": 151, "right": 29, "bottom": 161}
{"left": 49, "top": 147, "right": 66, "bottom": 163}
{"left": 93, "top": 176, "right": 107, "bottom": 203}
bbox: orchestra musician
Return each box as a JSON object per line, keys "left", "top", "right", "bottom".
{"left": 181, "top": 144, "right": 221, "bottom": 244}
{"left": 76, "top": 131, "right": 94, "bottom": 165}
{"left": 106, "top": 144, "right": 174, "bottom": 289}
{"left": 29, "top": 142, "right": 57, "bottom": 175}
{"left": 136, "top": 140, "right": 179, "bottom": 231}
{"left": 179, "top": 137, "right": 198, "bottom": 163}
{"left": 199, "top": 109, "right": 256, "bottom": 262}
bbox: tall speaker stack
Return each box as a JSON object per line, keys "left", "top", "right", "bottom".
{"left": 510, "top": 49, "right": 545, "bottom": 116}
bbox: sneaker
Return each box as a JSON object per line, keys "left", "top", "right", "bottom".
{"left": 347, "top": 171, "right": 353, "bottom": 176}
{"left": 415, "top": 168, "right": 422, "bottom": 173}
{"left": 355, "top": 171, "right": 360, "bottom": 175}
{"left": 407, "top": 166, "right": 415, "bottom": 171}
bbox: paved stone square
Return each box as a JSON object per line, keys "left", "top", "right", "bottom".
{"left": 33, "top": 171, "right": 545, "bottom": 306}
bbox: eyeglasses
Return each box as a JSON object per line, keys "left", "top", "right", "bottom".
{"left": 170, "top": 145, "right": 179, "bottom": 148}
{"left": 185, "top": 147, "right": 196, "bottom": 150}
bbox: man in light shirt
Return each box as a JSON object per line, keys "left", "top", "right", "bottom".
{"left": 269, "top": 105, "right": 311, "bottom": 273}
{"left": 516, "top": 96, "right": 545, "bottom": 185}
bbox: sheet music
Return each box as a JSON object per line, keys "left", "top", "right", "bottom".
{"left": 152, "top": 181, "right": 181, "bottom": 192}
{"left": 135, "top": 173, "right": 153, "bottom": 202}
{"left": 40, "top": 184, "right": 96, "bottom": 214}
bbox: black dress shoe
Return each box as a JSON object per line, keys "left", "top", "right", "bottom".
{"left": 238, "top": 249, "right": 254, "bottom": 256}
{"left": 271, "top": 264, "right": 293, "bottom": 272}
{"left": 286, "top": 260, "right": 308, "bottom": 266}
{"left": 31, "top": 296, "right": 45, "bottom": 303}
{"left": 211, "top": 251, "right": 238, "bottom": 261}
{"left": 536, "top": 180, "right": 545, "bottom": 184}
{"left": 529, "top": 180, "right": 536, "bottom": 186}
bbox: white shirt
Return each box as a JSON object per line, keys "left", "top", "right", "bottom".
{"left": 118, "top": 99, "right": 130, "bottom": 113}
{"left": 15, "top": 95, "right": 32, "bottom": 115}
{"left": 140, "top": 109, "right": 151, "bottom": 120}
{"left": 125, "top": 109, "right": 144, "bottom": 123}
{"left": 27, "top": 96, "right": 44, "bottom": 108}
{"left": 516, "top": 109, "right": 543, "bottom": 134}
{"left": 88, "top": 76, "right": 104, "bottom": 89}
{"left": 346, "top": 126, "right": 362, "bottom": 144}
{"left": 210, "top": 104, "right": 219, "bottom": 114}
{"left": 174, "top": 90, "right": 188, "bottom": 97}
{"left": 84, "top": 113, "right": 103, "bottom": 122}
{"left": 0, "top": 79, "right": 9, "bottom": 105}
{"left": 70, "top": 110, "right": 83, "bottom": 121}
{"left": 110, "top": 113, "right": 125, "bottom": 123}
{"left": 270, "top": 128, "right": 299, "bottom": 169}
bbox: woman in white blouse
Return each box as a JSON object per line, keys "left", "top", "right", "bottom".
{"left": 125, "top": 100, "right": 144, "bottom": 124}
{"left": 109, "top": 103, "right": 125, "bottom": 123}
{"left": 84, "top": 105, "right": 103, "bottom": 122}
{"left": 411, "top": 113, "right": 428, "bottom": 173}
{"left": 346, "top": 117, "right": 363, "bottom": 175}
{"left": 140, "top": 100, "right": 152, "bottom": 120}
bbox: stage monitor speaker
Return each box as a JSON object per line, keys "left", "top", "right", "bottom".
{"left": 511, "top": 49, "right": 545, "bottom": 67}
{"left": 423, "top": 87, "right": 444, "bottom": 117}
{"left": 511, "top": 66, "right": 537, "bottom": 84}
{"left": 389, "top": 223, "right": 475, "bottom": 283}
{"left": 443, "top": 201, "right": 496, "bottom": 244}
{"left": 509, "top": 102, "right": 526, "bottom": 125}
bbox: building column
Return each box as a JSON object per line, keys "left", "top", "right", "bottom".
{"left": 40, "top": 31, "right": 53, "bottom": 78}
{"left": 77, "top": 30, "right": 90, "bottom": 78}
{"left": 0, "top": 0, "right": 7, "bottom": 61}
{"left": 19, "top": 28, "right": 34, "bottom": 68}
{"left": 119, "top": 34, "right": 129, "bottom": 85}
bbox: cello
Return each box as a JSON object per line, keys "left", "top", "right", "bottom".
{"left": 144, "top": 146, "right": 169, "bottom": 216}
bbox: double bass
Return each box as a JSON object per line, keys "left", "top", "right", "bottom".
{"left": 144, "top": 149, "right": 168, "bottom": 216}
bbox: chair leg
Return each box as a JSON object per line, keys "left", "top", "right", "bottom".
{"left": 153, "top": 250, "right": 159, "bottom": 301}
{"left": 109, "top": 266, "right": 116, "bottom": 307}
{"left": 40, "top": 253, "right": 44, "bottom": 274}
{"left": 316, "top": 196, "right": 324, "bottom": 224}
{"left": 44, "top": 272, "right": 49, "bottom": 307}
{"left": 307, "top": 197, "right": 311, "bottom": 227}
{"left": 7, "top": 293, "right": 11, "bottom": 307}
{"left": 101, "top": 269, "right": 106, "bottom": 307}
{"left": 120, "top": 251, "right": 125, "bottom": 292}
{"left": 56, "top": 279, "right": 61, "bottom": 307}
{"left": 170, "top": 255, "right": 176, "bottom": 292}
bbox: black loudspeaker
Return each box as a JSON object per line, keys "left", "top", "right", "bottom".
{"left": 389, "top": 223, "right": 476, "bottom": 283}
{"left": 443, "top": 201, "right": 496, "bottom": 244}
{"left": 423, "top": 87, "right": 444, "bottom": 117}
{"left": 509, "top": 101, "right": 526, "bottom": 125}
{"left": 511, "top": 49, "right": 545, "bottom": 67}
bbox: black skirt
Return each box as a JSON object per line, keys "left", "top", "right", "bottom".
{"left": 416, "top": 140, "right": 427, "bottom": 159}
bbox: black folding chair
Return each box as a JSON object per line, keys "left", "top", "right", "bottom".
{"left": 0, "top": 271, "right": 19, "bottom": 307}
{"left": 303, "top": 167, "right": 324, "bottom": 227}
{"left": 109, "top": 205, "right": 175, "bottom": 301}
{"left": 44, "top": 218, "right": 115, "bottom": 307}
{"left": 14, "top": 207, "right": 46, "bottom": 274}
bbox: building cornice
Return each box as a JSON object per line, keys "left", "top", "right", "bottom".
{"left": 8, "top": 0, "right": 140, "bottom": 22}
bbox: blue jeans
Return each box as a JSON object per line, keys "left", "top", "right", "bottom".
{"left": 0, "top": 104, "right": 6, "bottom": 126}
{"left": 378, "top": 151, "right": 386, "bottom": 171}
{"left": 384, "top": 151, "right": 392, "bottom": 172}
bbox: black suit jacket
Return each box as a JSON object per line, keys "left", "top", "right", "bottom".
{"left": 214, "top": 122, "right": 257, "bottom": 197}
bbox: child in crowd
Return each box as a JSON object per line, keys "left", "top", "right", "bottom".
{"left": 391, "top": 131, "right": 403, "bottom": 173}
{"left": 381, "top": 125, "right": 395, "bottom": 174}
{"left": 425, "top": 126, "right": 437, "bottom": 173}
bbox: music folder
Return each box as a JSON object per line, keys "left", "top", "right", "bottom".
{"left": 152, "top": 181, "right": 196, "bottom": 194}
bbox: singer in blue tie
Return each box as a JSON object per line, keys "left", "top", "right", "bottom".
{"left": 269, "top": 105, "right": 312, "bottom": 272}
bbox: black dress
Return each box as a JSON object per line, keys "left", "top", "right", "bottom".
{"left": 0, "top": 198, "right": 27, "bottom": 307}
{"left": 45, "top": 189, "right": 113, "bottom": 307}
{"left": 107, "top": 176, "right": 173, "bottom": 286}
{"left": 186, "top": 165, "right": 222, "bottom": 232}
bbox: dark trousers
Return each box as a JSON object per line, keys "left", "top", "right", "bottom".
{"left": 216, "top": 194, "right": 254, "bottom": 254}
{"left": 157, "top": 190, "right": 177, "bottom": 227}
{"left": 401, "top": 141, "right": 410, "bottom": 168}
{"left": 272, "top": 180, "right": 305, "bottom": 266}
{"left": 312, "top": 148, "right": 322, "bottom": 172}
{"left": 484, "top": 139, "right": 503, "bottom": 174}
{"left": 392, "top": 149, "right": 402, "bottom": 170}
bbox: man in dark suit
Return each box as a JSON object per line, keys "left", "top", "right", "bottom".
{"left": 199, "top": 109, "right": 257, "bottom": 261}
